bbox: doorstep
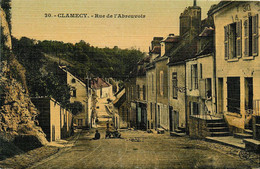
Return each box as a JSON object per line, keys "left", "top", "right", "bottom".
{"left": 170, "top": 131, "right": 186, "bottom": 137}
{"left": 205, "top": 136, "right": 245, "bottom": 149}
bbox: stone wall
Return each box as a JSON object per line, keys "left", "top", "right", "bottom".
{"left": 189, "top": 116, "right": 209, "bottom": 138}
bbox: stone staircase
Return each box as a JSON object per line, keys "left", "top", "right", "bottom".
{"left": 170, "top": 126, "right": 186, "bottom": 137}
{"left": 206, "top": 119, "right": 230, "bottom": 137}
{"left": 234, "top": 129, "right": 253, "bottom": 139}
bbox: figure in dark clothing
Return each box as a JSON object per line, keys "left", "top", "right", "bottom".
{"left": 94, "top": 130, "right": 100, "bottom": 140}
{"left": 106, "top": 121, "right": 109, "bottom": 130}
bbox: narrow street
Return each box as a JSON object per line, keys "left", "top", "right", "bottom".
{"left": 94, "top": 97, "right": 114, "bottom": 128}
{"left": 28, "top": 128, "right": 258, "bottom": 169}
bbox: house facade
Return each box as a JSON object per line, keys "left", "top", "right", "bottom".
{"left": 146, "top": 62, "right": 157, "bottom": 130}
{"left": 59, "top": 66, "right": 93, "bottom": 128}
{"left": 125, "top": 73, "right": 137, "bottom": 128}
{"left": 91, "top": 77, "right": 113, "bottom": 99}
{"left": 155, "top": 56, "right": 169, "bottom": 130}
{"left": 135, "top": 56, "right": 151, "bottom": 130}
{"left": 31, "top": 97, "right": 73, "bottom": 142}
{"left": 168, "top": 62, "right": 186, "bottom": 132}
{"left": 210, "top": 1, "right": 260, "bottom": 133}
{"left": 112, "top": 88, "right": 127, "bottom": 129}
{"left": 146, "top": 37, "right": 162, "bottom": 130}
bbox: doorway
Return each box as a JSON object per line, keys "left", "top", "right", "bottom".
{"left": 218, "top": 78, "right": 224, "bottom": 113}
{"left": 173, "top": 111, "right": 179, "bottom": 130}
{"left": 169, "top": 106, "right": 173, "bottom": 131}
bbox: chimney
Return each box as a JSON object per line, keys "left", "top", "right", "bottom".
{"left": 193, "top": 0, "right": 197, "bottom": 7}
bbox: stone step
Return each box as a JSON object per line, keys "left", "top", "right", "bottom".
{"left": 174, "top": 129, "right": 184, "bottom": 133}
{"left": 206, "top": 119, "right": 225, "bottom": 123}
{"left": 157, "top": 128, "right": 164, "bottom": 134}
{"left": 234, "top": 133, "right": 253, "bottom": 139}
{"left": 178, "top": 126, "right": 186, "bottom": 132}
{"left": 208, "top": 127, "right": 229, "bottom": 132}
{"left": 210, "top": 132, "right": 230, "bottom": 137}
{"left": 207, "top": 123, "right": 227, "bottom": 127}
{"left": 170, "top": 131, "right": 186, "bottom": 137}
{"left": 244, "top": 129, "right": 253, "bottom": 135}
{"left": 243, "top": 139, "right": 260, "bottom": 152}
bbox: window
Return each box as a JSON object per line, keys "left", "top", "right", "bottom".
{"left": 227, "top": 77, "right": 240, "bottom": 114}
{"left": 191, "top": 64, "right": 198, "bottom": 90}
{"left": 245, "top": 78, "right": 253, "bottom": 111}
{"left": 224, "top": 20, "right": 242, "bottom": 59}
{"left": 206, "top": 78, "right": 212, "bottom": 99}
{"left": 150, "top": 103, "right": 153, "bottom": 120}
{"left": 160, "top": 71, "right": 164, "bottom": 95}
{"left": 131, "top": 87, "right": 133, "bottom": 100}
{"left": 71, "top": 78, "right": 76, "bottom": 83}
{"left": 190, "top": 102, "right": 199, "bottom": 115}
{"left": 200, "top": 63, "right": 202, "bottom": 79}
{"left": 122, "top": 107, "right": 125, "bottom": 121}
{"left": 71, "top": 87, "right": 76, "bottom": 97}
{"left": 127, "top": 109, "right": 129, "bottom": 122}
{"left": 143, "top": 85, "right": 146, "bottom": 100}
{"left": 137, "top": 85, "right": 140, "bottom": 99}
{"left": 78, "top": 119, "right": 83, "bottom": 126}
{"left": 172, "top": 72, "right": 178, "bottom": 99}
{"left": 152, "top": 73, "right": 154, "bottom": 93}
{"left": 127, "top": 88, "right": 130, "bottom": 100}
{"left": 244, "top": 14, "right": 258, "bottom": 57}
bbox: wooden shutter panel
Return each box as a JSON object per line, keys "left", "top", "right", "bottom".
{"left": 253, "top": 14, "right": 259, "bottom": 56}
{"left": 164, "top": 71, "right": 167, "bottom": 97}
{"left": 244, "top": 19, "right": 249, "bottom": 57}
{"left": 224, "top": 25, "right": 229, "bottom": 59}
{"left": 236, "top": 20, "right": 242, "bottom": 58}
{"left": 199, "top": 79, "right": 206, "bottom": 99}
{"left": 188, "top": 65, "right": 192, "bottom": 90}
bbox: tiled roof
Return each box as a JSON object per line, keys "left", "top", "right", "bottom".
{"left": 151, "top": 46, "right": 161, "bottom": 54}
{"left": 168, "top": 38, "right": 198, "bottom": 65}
{"left": 91, "top": 77, "right": 111, "bottom": 89}
{"left": 199, "top": 27, "right": 214, "bottom": 37}
{"left": 113, "top": 93, "right": 126, "bottom": 108}
{"left": 162, "top": 36, "right": 180, "bottom": 43}
{"left": 138, "top": 56, "right": 151, "bottom": 65}
{"left": 207, "top": 1, "right": 233, "bottom": 16}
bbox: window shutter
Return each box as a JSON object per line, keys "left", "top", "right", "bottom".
{"left": 199, "top": 79, "right": 206, "bottom": 99}
{"left": 253, "top": 14, "right": 258, "bottom": 56}
{"left": 164, "top": 71, "right": 167, "bottom": 97}
{"left": 244, "top": 19, "right": 249, "bottom": 57}
{"left": 236, "top": 20, "right": 242, "bottom": 58}
{"left": 224, "top": 25, "right": 229, "bottom": 59}
{"left": 189, "top": 65, "right": 193, "bottom": 90}
{"left": 200, "top": 63, "right": 202, "bottom": 79}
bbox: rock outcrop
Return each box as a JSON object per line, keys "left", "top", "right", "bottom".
{"left": 0, "top": 5, "right": 48, "bottom": 154}
{"left": 0, "top": 61, "right": 48, "bottom": 146}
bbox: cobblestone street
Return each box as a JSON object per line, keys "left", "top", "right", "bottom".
{"left": 27, "top": 129, "right": 259, "bottom": 169}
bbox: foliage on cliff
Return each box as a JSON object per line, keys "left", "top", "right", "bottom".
{"left": 14, "top": 38, "right": 145, "bottom": 80}
{"left": 12, "top": 37, "right": 71, "bottom": 106}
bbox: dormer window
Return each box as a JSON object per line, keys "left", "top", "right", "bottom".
{"left": 71, "top": 78, "right": 76, "bottom": 83}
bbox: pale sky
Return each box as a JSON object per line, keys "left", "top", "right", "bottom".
{"left": 11, "top": 0, "right": 219, "bottom": 52}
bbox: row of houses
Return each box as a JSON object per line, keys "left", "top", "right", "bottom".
{"left": 32, "top": 66, "right": 113, "bottom": 141}
{"left": 115, "top": 1, "right": 260, "bottom": 145}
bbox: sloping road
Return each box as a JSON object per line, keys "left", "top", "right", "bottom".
{"left": 28, "top": 129, "right": 257, "bottom": 169}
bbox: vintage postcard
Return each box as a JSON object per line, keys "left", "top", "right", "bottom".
{"left": 0, "top": 0, "right": 260, "bottom": 168}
